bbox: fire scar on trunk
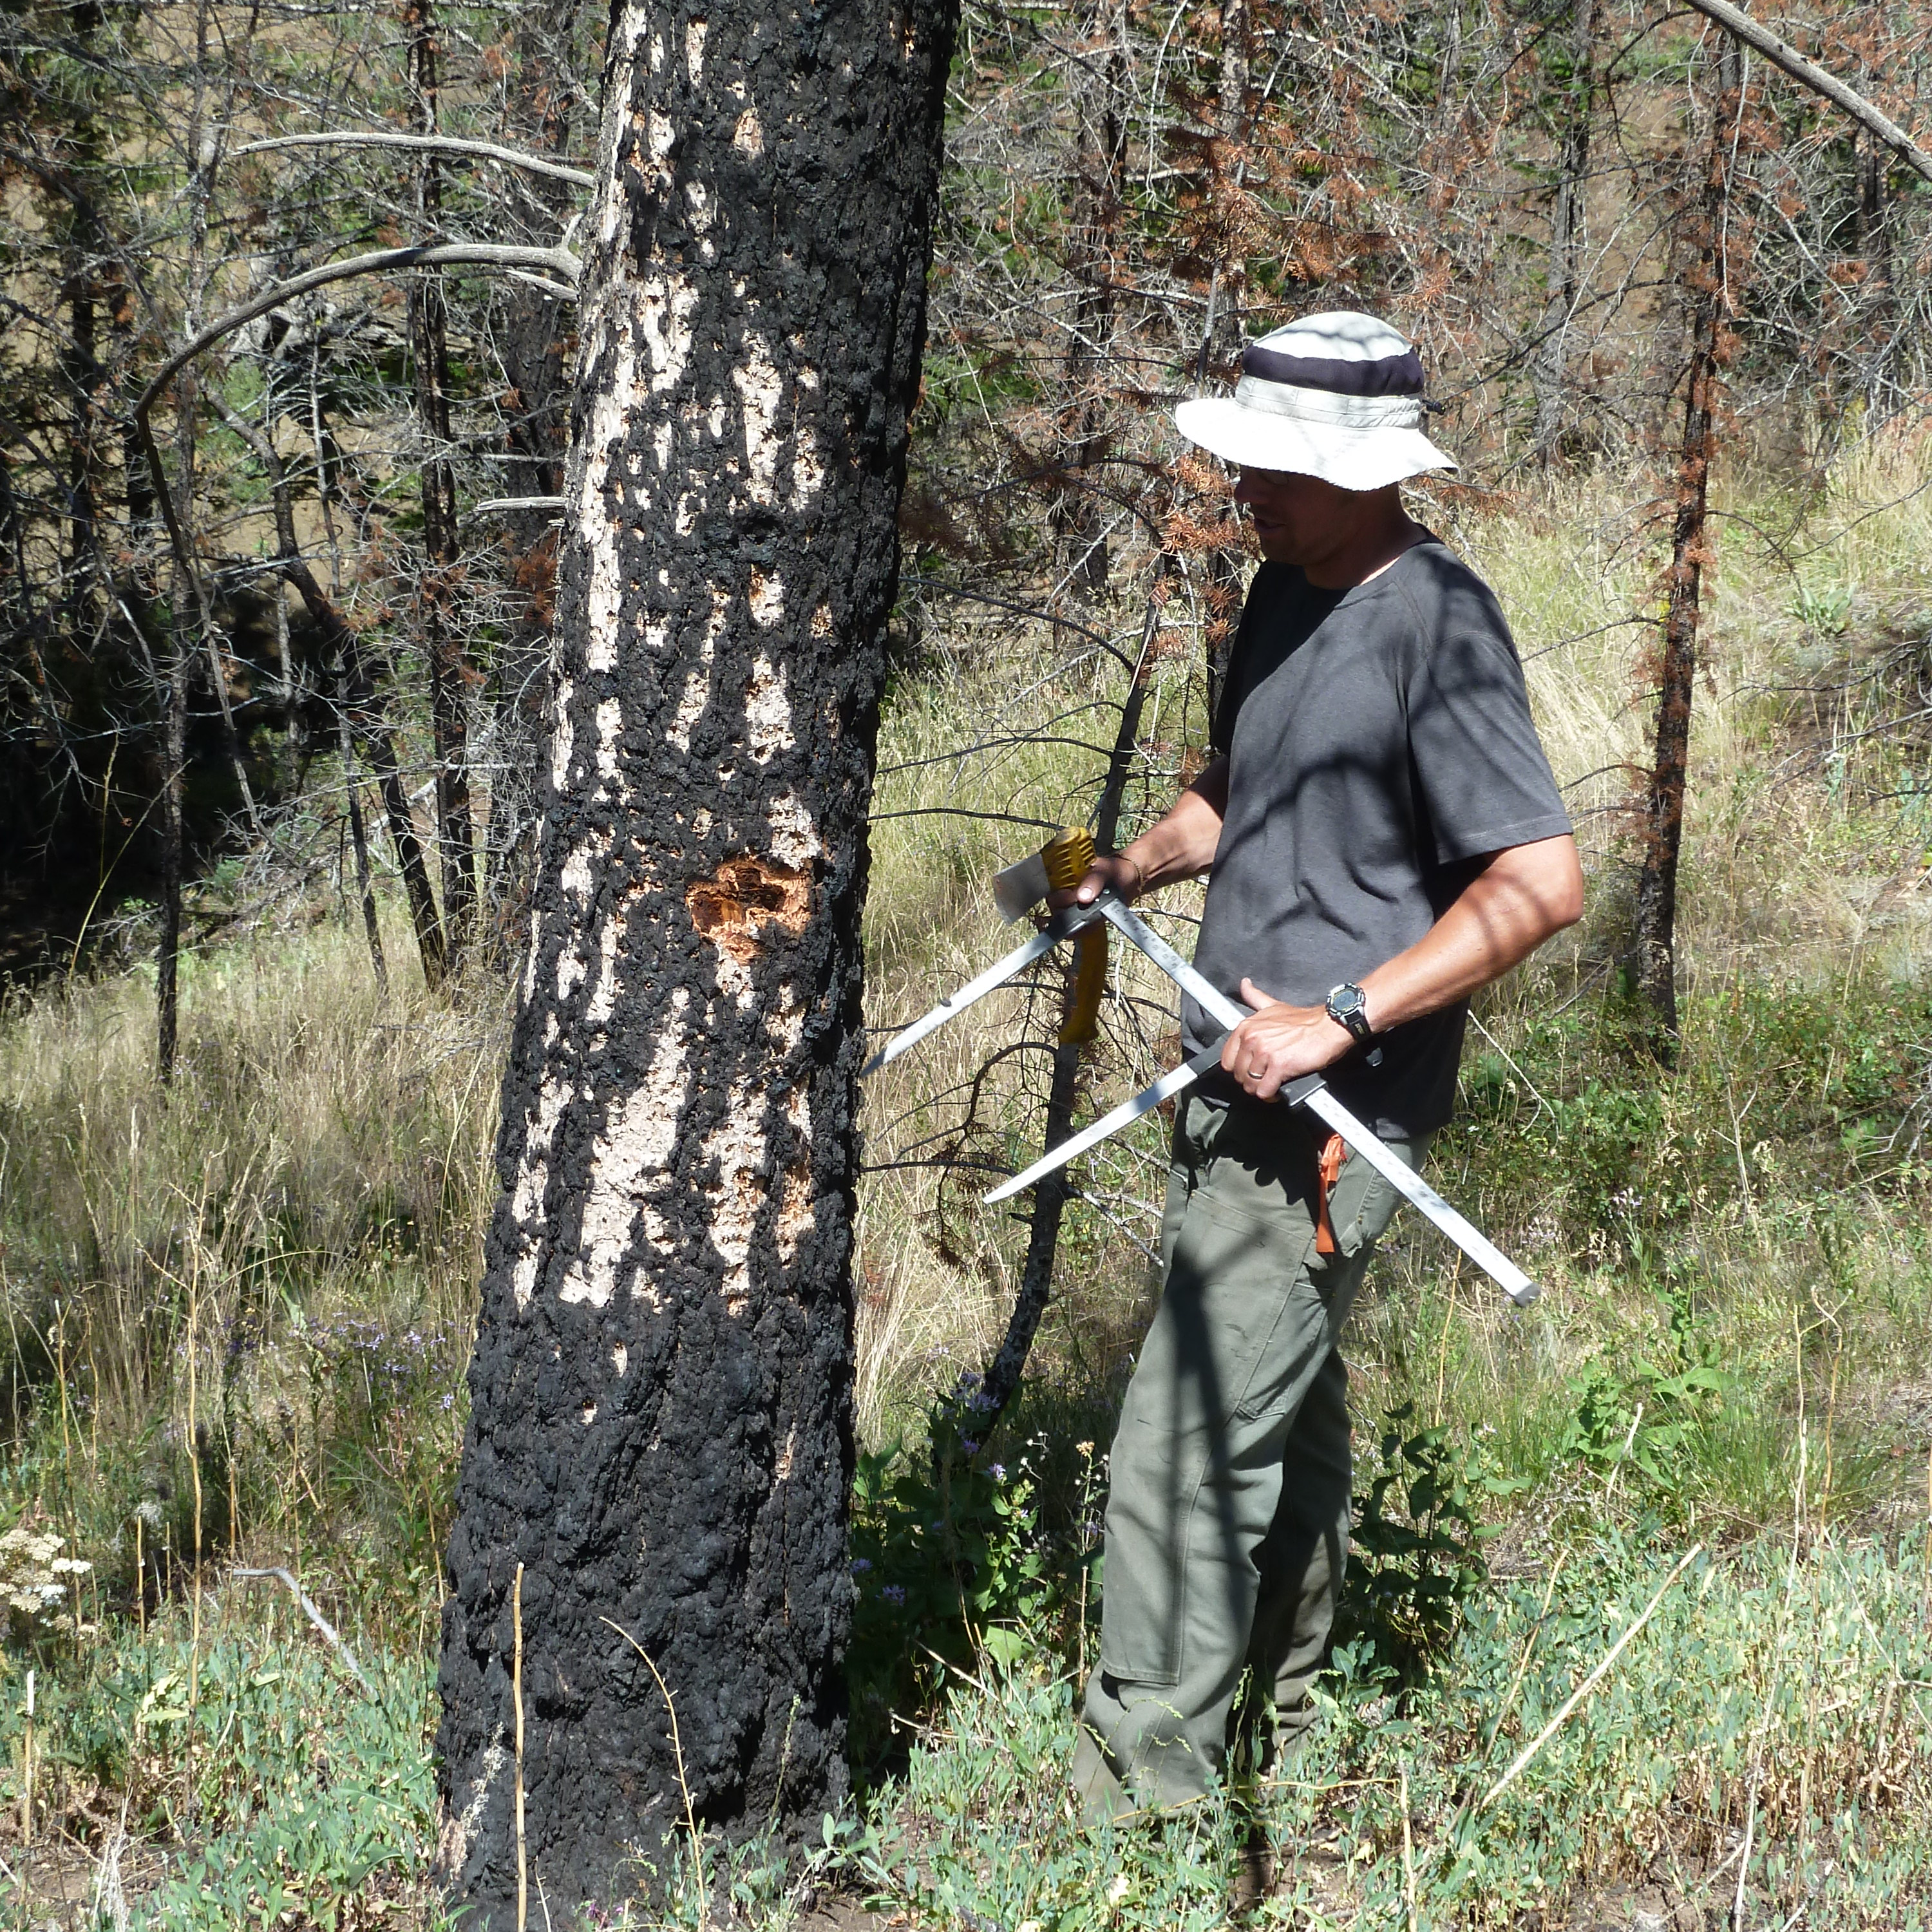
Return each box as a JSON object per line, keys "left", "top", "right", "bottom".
{"left": 686, "top": 855, "right": 811, "bottom": 963}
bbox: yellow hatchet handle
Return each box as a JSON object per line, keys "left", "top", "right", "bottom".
{"left": 1042, "top": 827, "right": 1106, "bottom": 1046}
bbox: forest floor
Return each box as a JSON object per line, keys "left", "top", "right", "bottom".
{"left": 1, "top": 448, "right": 1931, "bottom": 1927}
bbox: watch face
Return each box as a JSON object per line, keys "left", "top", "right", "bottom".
{"left": 1327, "top": 984, "right": 1370, "bottom": 1037}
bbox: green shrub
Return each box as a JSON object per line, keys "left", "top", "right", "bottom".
{"left": 848, "top": 1374, "right": 1101, "bottom": 1772}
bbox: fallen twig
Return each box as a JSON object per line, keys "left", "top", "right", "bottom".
{"left": 601, "top": 1616, "right": 708, "bottom": 1915}
{"left": 1481, "top": 1543, "right": 1704, "bottom": 1810}
{"left": 231, "top": 1566, "right": 375, "bottom": 1695}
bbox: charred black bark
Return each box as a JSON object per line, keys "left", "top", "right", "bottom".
{"left": 437, "top": 0, "right": 959, "bottom": 1915}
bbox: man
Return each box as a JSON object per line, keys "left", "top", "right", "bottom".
{"left": 1061, "top": 310, "right": 1583, "bottom": 1820}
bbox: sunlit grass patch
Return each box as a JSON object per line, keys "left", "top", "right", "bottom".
{"left": 844, "top": 1531, "right": 1932, "bottom": 1930}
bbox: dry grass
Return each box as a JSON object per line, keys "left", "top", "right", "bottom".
{"left": 0, "top": 907, "right": 505, "bottom": 1597}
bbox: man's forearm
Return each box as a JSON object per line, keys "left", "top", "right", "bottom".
{"left": 1117, "top": 757, "right": 1229, "bottom": 896}
{"left": 1358, "top": 834, "right": 1584, "bottom": 1035}
{"left": 1221, "top": 832, "right": 1584, "bottom": 1101}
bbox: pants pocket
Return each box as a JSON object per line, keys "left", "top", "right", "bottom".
{"left": 1322, "top": 1133, "right": 1430, "bottom": 1260}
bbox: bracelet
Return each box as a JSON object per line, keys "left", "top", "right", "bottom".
{"left": 1119, "top": 855, "right": 1146, "bottom": 901}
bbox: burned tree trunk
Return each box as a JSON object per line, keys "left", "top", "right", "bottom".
{"left": 436, "top": 0, "right": 958, "bottom": 1915}
{"left": 1630, "top": 47, "right": 1739, "bottom": 1058}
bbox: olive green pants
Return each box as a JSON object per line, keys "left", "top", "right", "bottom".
{"left": 1072, "top": 1094, "right": 1421, "bottom": 1817}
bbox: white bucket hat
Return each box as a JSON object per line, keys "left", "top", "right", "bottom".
{"left": 1174, "top": 310, "right": 1456, "bottom": 491}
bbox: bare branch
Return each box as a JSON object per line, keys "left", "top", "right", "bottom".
{"left": 133, "top": 243, "right": 582, "bottom": 425}
{"left": 1681, "top": 0, "right": 1932, "bottom": 184}
{"left": 229, "top": 130, "right": 595, "bottom": 189}
{"left": 466, "top": 495, "right": 566, "bottom": 518}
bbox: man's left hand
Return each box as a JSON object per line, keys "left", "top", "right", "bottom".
{"left": 1220, "top": 978, "right": 1354, "bottom": 1100}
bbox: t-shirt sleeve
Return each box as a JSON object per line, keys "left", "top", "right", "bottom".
{"left": 1403, "top": 572, "right": 1573, "bottom": 865}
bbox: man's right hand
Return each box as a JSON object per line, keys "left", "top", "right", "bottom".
{"left": 1048, "top": 851, "right": 1143, "bottom": 911}
{"left": 1046, "top": 758, "right": 1227, "bottom": 913}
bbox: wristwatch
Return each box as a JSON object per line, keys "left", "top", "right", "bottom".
{"left": 1324, "top": 981, "right": 1375, "bottom": 1045}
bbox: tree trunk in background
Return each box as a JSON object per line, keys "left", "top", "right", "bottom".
{"left": 303, "top": 376, "right": 446, "bottom": 987}
{"left": 158, "top": 21, "right": 214, "bottom": 1083}
{"left": 436, "top": 0, "right": 959, "bottom": 1912}
{"left": 1631, "top": 47, "right": 1738, "bottom": 1059}
{"left": 360, "top": 650, "right": 448, "bottom": 985}
{"left": 1195, "top": 0, "right": 1249, "bottom": 723}
{"left": 482, "top": 0, "right": 583, "bottom": 948}
{"left": 156, "top": 633, "right": 189, "bottom": 1083}
{"left": 339, "top": 714, "right": 388, "bottom": 992}
{"left": 1531, "top": 0, "right": 1597, "bottom": 468}
{"left": 408, "top": 0, "right": 475, "bottom": 963}
{"left": 977, "top": 566, "right": 1168, "bottom": 1423}
{"left": 1051, "top": 0, "right": 1126, "bottom": 591}
{"left": 1853, "top": 110, "right": 1895, "bottom": 410}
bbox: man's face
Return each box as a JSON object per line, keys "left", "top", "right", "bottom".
{"left": 1233, "top": 466, "right": 1381, "bottom": 565}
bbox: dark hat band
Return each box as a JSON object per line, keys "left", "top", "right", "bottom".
{"left": 1242, "top": 343, "right": 1426, "bottom": 397}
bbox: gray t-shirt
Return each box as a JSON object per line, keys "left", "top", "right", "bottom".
{"left": 1182, "top": 537, "right": 1571, "bottom": 1138}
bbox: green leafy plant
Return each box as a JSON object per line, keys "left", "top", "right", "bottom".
{"left": 848, "top": 1374, "right": 1095, "bottom": 1770}
{"left": 1334, "top": 1403, "right": 1513, "bottom": 1694}
{"left": 1559, "top": 1249, "right": 1732, "bottom": 1495}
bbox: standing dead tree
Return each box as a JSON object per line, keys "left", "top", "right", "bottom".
{"left": 1627, "top": 5, "right": 1931, "bottom": 1052}
{"left": 407, "top": 0, "right": 473, "bottom": 971}
{"left": 1631, "top": 41, "right": 1743, "bottom": 1057}
{"left": 435, "top": 0, "right": 960, "bottom": 1914}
